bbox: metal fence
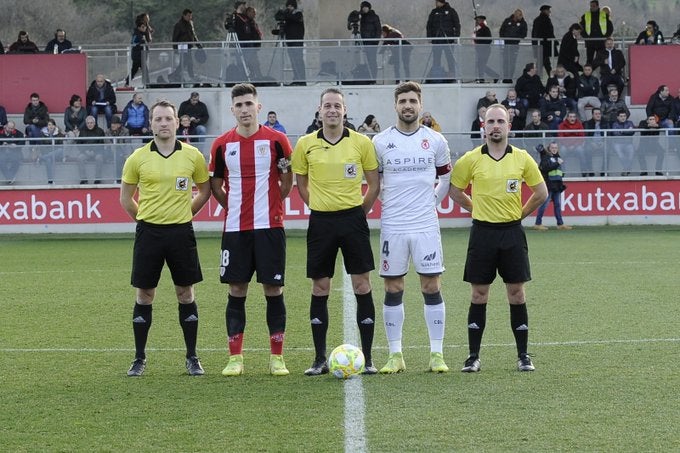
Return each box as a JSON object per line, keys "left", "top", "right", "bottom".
{"left": 2, "top": 131, "right": 679, "bottom": 186}
{"left": 84, "top": 37, "right": 545, "bottom": 87}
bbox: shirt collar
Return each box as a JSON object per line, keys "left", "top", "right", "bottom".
{"left": 150, "top": 140, "right": 183, "bottom": 153}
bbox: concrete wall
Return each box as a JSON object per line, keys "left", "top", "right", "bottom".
{"left": 8, "top": 83, "right": 646, "bottom": 141}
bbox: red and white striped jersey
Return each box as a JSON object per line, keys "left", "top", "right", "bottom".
{"left": 209, "top": 126, "right": 293, "bottom": 232}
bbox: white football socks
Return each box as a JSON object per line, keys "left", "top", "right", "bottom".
{"left": 382, "top": 303, "right": 404, "bottom": 354}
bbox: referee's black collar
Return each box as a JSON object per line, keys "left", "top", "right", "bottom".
{"left": 150, "top": 139, "right": 183, "bottom": 155}
{"left": 481, "top": 144, "right": 513, "bottom": 155}
{"left": 316, "top": 127, "right": 350, "bottom": 145}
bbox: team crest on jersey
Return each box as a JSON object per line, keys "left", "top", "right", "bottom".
{"left": 257, "top": 144, "right": 269, "bottom": 157}
{"left": 421, "top": 139, "right": 430, "bottom": 150}
{"left": 382, "top": 260, "right": 390, "bottom": 272}
{"left": 506, "top": 179, "right": 519, "bottom": 193}
{"left": 176, "top": 177, "right": 189, "bottom": 191}
{"left": 345, "top": 164, "right": 357, "bottom": 178}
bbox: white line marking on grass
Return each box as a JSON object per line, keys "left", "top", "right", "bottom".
{"left": 343, "top": 270, "right": 367, "bottom": 453}
{"left": 3, "top": 337, "right": 679, "bottom": 354}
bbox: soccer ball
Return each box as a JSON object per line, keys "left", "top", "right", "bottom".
{"left": 328, "top": 344, "right": 365, "bottom": 379}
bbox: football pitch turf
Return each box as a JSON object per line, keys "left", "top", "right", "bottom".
{"left": 1, "top": 226, "right": 679, "bottom": 451}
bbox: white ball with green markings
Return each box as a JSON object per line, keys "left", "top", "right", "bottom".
{"left": 328, "top": 344, "right": 365, "bottom": 379}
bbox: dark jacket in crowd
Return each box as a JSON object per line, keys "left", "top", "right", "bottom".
{"left": 531, "top": 12, "right": 557, "bottom": 57}
{"left": 178, "top": 100, "right": 210, "bottom": 126}
{"left": 583, "top": 117, "right": 610, "bottom": 135}
{"left": 45, "top": 37, "right": 73, "bottom": 54}
{"left": 558, "top": 31, "right": 582, "bottom": 75}
{"left": 515, "top": 71, "right": 545, "bottom": 109}
{"left": 283, "top": 8, "right": 305, "bottom": 42}
{"left": 9, "top": 37, "right": 39, "bottom": 54}
{"left": 360, "top": 9, "right": 381, "bottom": 45}
{"left": 547, "top": 74, "right": 578, "bottom": 100}
{"left": 499, "top": 15, "right": 527, "bottom": 45}
{"left": 426, "top": 1, "right": 460, "bottom": 43}
{"left": 78, "top": 125, "right": 107, "bottom": 144}
{"left": 86, "top": 79, "right": 117, "bottom": 112}
{"left": 23, "top": 101, "right": 49, "bottom": 128}
{"left": 646, "top": 92, "right": 674, "bottom": 121}
{"left": 172, "top": 16, "right": 198, "bottom": 48}
{"left": 577, "top": 73, "right": 601, "bottom": 98}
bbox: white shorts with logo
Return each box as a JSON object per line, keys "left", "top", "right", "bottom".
{"left": 379, "top": 230, "right": 445, "bottom": 277}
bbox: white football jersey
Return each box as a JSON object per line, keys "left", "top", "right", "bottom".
{"left": 373, "top": 125, "right": 451, "bottom": 232}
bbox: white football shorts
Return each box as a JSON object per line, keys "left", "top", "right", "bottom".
{"left": 379, "top": 230, "right": 444, "bottom": 277}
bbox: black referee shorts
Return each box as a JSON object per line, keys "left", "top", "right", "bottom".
{"left": 307, "top": 206, "right": 375, "bottom": 279}
{"left": 463, "top": 221, "right": 531, "bottom": 285}
{"left": 131, "top": 221, "right": 203, "bottom": 289}
{"left": 219, "top": 228, "right": 286, "bottom": 286}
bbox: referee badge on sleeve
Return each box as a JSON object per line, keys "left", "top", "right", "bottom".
{"left": 176, "top": 177, "right": 189, "bottom": 191}
{"left": 345, "top": 164, "right": 357, "bottom": 178}
{"left": 506, "top": 179, "right": 519, "bottom": 193}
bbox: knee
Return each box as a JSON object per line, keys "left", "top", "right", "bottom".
{"left": 195, "top": 125, "right": 207, "bottom": 135}
{"left": 175, "top": 285, "right": 194, "bottom": 303}
{"left": 353, "top": 278, "right": 372, "bottom": 295}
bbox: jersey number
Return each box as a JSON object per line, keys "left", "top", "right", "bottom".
{"left": 221, "top": 250, "right": 230, "bottom": 267}
{"left": 382, "top": 240, "right": 390, "bottom": 257}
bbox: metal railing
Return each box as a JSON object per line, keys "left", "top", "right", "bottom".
{"left": 78, "top": 36, "right": 656, "bottom": 88}
{"left": 2, "top": 130, "right": 679, "bottom": 186}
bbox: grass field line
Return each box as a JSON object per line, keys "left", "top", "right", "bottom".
{"left": 342, "top": 270, "right": 367, "bottom": 453}
{"left": 3, "top": 337, "right": 679, "bottom": 354}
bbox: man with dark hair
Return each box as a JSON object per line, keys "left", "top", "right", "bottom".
{"left": 646, "top": 85, "right": 675, "bottom": 129}
{"left": 583, "top": 107, "right": 609, "bottom": 176}
{"left": 209, "top": 83, "right": 294, "bottom": 377}
{"left": 531, "top": 5, "right": 557, "bottom": 76}
{"left": 515, "top": 62, "right": 545, "bottom": 110}
{"left": 576, "top": 64, "right": 601, "bottom": 120}
{"left": 120, "top": 100, "right": 211, "bottom": 377}
{"left": 9, "top": 31, "right": 39, "bottom": 53}
{"left": 579, "top": 0, "right": 613, "bottom": 65}
{"left": 426, "top": 0, "right": 460, "bottom": 81}
{"left": 23, "top": 93, "right": 49, "bottom": 140}
{"left": 171, "top": 8, "right": 200, "bottom": 80}
{"left": 373, "top": 81, "right": 452, "bottom": 374}
{"left": 558, "top": 23, "right": 583, "bottom": 77}
{"left": 263, "top": 111, "right": 286, "bottom": 133}
{"left": 593, "top": 37, "right": 626, "bottom": 97}
{"left": 282, "top": 0, "right": 306, "bottom": 85}
{"left": 292, "top": 88, "right": 380, "bottom": 376}
{"left": 178, "top": 92, "right": 209, "bottom": 139}
{"left": 449, "top": 104, "right": 547, "bottom": 373}
{"left": 358, "top": 1, "right": 381, "bottom": 82}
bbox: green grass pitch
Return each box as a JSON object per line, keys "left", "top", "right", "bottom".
{"left": 1, "top": 226, "right": 679, "bottom": 451}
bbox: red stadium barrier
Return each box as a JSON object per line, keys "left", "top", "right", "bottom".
{"left": 629, "top": 45, "right": 680, "bottom": 105}
{"left": 1, "top": 180, "right": 679, "bottom": 230}
{"left": 0, "top": 53, "right": 88, "bottom": 114}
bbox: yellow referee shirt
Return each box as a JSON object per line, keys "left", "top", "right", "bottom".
{"left": 122, "top": 140, "right": 209, "bottom": 224}
{"left": 292, "top": 128, "right": 378, "bottom": 212}
{"left": 451, "top": 144, "right": 543, "bottom": 223}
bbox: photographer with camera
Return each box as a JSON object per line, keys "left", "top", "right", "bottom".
{"left": 275, "top": 0, "right": 305, "bottom": 85}
{"left": 347, "top": 2, "right": 381, "bottom": 83}
{"left": 224, "top": 1, "right": 247, "bottom": 36}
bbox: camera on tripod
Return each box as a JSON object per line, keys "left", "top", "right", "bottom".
{"left": 347, "top": 10, "right": 360, "bottom": 34}
{"left": 271, "top": 9, "right": 287, "bottom": 35}
{"left": 225, "top": 13, "right": 237, "bottom": 33}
